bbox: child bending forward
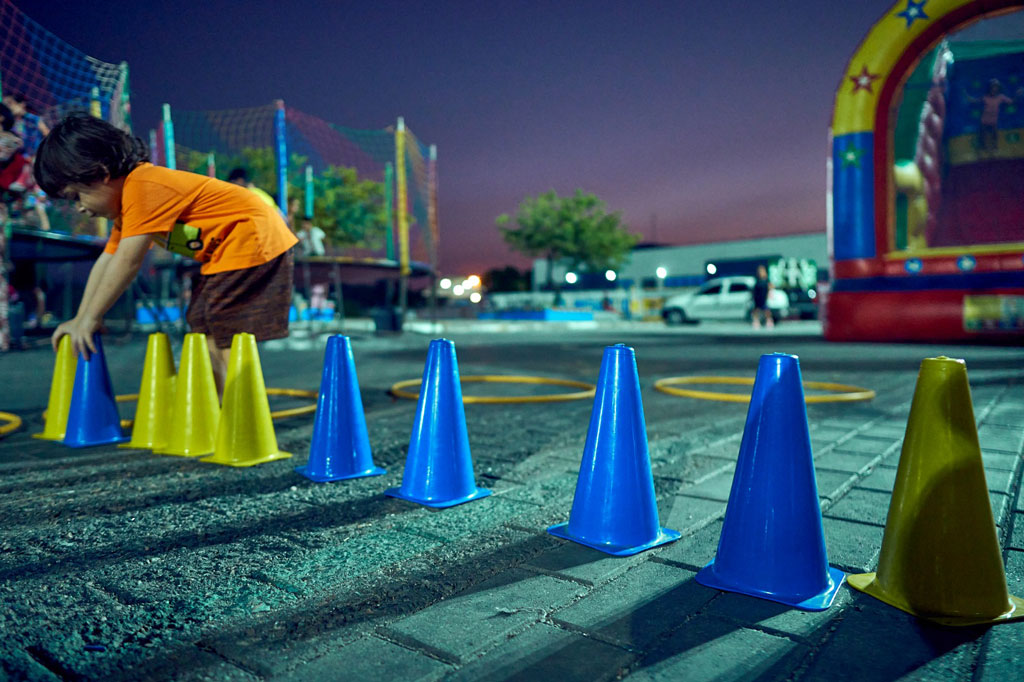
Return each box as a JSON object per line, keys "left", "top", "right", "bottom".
{"left": 35, "top": 114, "right": 298, "bottom": 393}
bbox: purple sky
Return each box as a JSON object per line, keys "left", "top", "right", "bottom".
{"left": 20, "top": 1, "right": 1020, "bottom": 274}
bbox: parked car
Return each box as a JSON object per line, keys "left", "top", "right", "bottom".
{"left": 661, "top": 276, "right": 788, "bottom": 325}
{"left": 784, "top": 286, "right": 819, "bottom": 320}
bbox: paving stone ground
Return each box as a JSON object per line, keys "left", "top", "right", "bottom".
{"left": 1, "top": 322, "right": 1022, "bottom": 681}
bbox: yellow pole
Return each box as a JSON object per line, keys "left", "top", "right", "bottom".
{"left": 89, "top": 87, "right": 108, "bottom": 237}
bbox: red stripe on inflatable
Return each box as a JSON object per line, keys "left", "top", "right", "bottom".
{"left": 823, "top": 288, "right": 1024, "bottom": 342}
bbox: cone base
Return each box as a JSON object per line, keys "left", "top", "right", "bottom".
{"left": 62, "top": 434, "right": 129, "bottom": 449}
{"left": 200, "top": 450, "right": 293, "bottom": 468}
{"left": 384, "top": 486, "right": 491, "bottom": 509}
{"left": 547, "top": 523, "right": 681, "bottom": 557}
{"left": 696, "top": 560, "right": 846, "bottom": 612}
{"left": 32, "top": 432, "right": 65, "bottom": 441}
{"left": 153, "top": 447, "right": 214, "bottom": 458}
{"left": 295, "top": 464, "right": 387, "bottom": 482}
{"left": 119, "top": 441, "right": 165, "bottom": 451}
{"left": 848, "top": 572, "right": 1024, "bottom": 627}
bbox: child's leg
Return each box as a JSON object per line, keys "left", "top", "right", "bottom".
{"left": 205, "top": 335, "right": 230, "bottom": 399}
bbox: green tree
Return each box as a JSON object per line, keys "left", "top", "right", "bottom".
{"left": 308, "top": 165, "right": 391, "bottom": 249}
{"left": 496, "top": 190, "right": 637, "bottom": 292}
{"left": 483, "top": 265, "right": 529, "bottom": 292}
{"left": 180, "top": 147, "right": 397, "bottom": 250}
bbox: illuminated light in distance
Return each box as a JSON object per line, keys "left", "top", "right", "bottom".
{"left": 706, "top": 263, "right": 717, "bottom": 275}
{"left": 453, "top": 285, "right": 464, "bottom": 295}
{"left": 605, "top": 270, "right": 617, "bottom": 281}
{"left": 656, "top": 267, "right": 667, "bottom": 279}
{"left": 440, "top": 278, "right": 452, "bottom": 289}
{"left": 565, "top": 272, "right": 578, "bottom": 284}
{"left": 469, "top": 292, "right": 482, "bottom": 303}
{"left": 467, "top": 275, "right": 481, "bottom": 287}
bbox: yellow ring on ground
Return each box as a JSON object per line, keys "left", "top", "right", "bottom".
{"left": 390, "top": 375, "right": 597, "bottom": 404}
{"left": 0, "top": 411, "right": 23, "bottom": 437}
{"left": 45, "top": 388, "right": 320, "bottom": 430}
{"left": 654, "top": 376, "right": 875, "bottom": 404}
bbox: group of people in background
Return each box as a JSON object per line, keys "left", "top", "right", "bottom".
{"left": 0, "top": 93, "right": 51, "bottom": 229}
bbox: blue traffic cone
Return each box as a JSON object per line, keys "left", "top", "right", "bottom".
{"left": 696, "top": 352, "right": 844, "bottom": 611}
{"left": 548, "top": 344, "right": 680, "bottom": 556}
{"left": 63, "top": 334, "right": 128, "bottom": 448}
{"left": 297, "top": 335, "right": 386, "bottom": 482}
{"left": 384, "top": 338, "right": 491, "bottom": 508}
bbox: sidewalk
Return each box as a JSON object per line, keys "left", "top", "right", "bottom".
{"left": 0, "top": 330, "right": 1021, "bottom": 681}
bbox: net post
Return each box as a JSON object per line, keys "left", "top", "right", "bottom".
{"left": 89, "top": 87, "right": 101, "bottom": 118}
{"left": 274, "top": 100, "right": 288, "bottom": 216}
{"left": 304, "top": 165, "right": 314, "bottom": 218}
{"left": 119, "top": 62, "right": 132, "bottom": 131}
{"left": 395, "top": 117, "right": 410, "bottom": 316}
{"left": 162, "top": 103, "right": 176, "bottom": 170}
{"left": 428, "top": 144, "right": 438, "bottom": 326}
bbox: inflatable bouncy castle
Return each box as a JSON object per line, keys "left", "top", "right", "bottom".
{"left": 827, "top": 0, "right": 1024, "bottom": 341}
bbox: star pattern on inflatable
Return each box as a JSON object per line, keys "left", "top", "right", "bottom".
{"left": 957, "top": 255, "right": 976, "bottom": 272}
{"left": 905, "top": 258, "right": 923, "bottom": 274}
{"left": 897, "top": 0, "right": 929, "bottom": 29}
{"left": 850, "top": 66, "right": 881, "bottom": 93}
{"left": 840, "top": 147, "right": 865, "bottom": 168}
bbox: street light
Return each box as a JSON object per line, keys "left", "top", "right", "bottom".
{"left": 453, "top": 285, "right": 464, "bottom": 295}
{"left": 706, "top": 263, "right": 717, "bottom": 275}
{"left": 565, "top": 272, "right": 578, "bottom": 285}
{"left": 469, "top": 292, "right": 482, "bottom": 303}
{"left": 439, "top": 278, "right": 452, "bottom": 289}
{"left": 656, "top": 266, "right": 667, "bottom": 279}
{"left": 605, "top": 270, "right": 617, "bottom": 282}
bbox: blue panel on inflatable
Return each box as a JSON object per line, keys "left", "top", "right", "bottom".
{"left": 832, "top": 132, "right": 875, "bottom": 260}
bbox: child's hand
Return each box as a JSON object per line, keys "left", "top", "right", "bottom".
{"left": 52, "top": 316, "right": 102, "bottom": 359}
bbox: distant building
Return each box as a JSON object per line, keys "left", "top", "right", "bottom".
{"left": 532, "top": 232, "right": 827, "bottom": 290}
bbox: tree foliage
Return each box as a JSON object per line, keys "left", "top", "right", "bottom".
{"left": 496, "top": 190, "right": 638, "bottom": 278}
{"left": 483, "top": 265, "right": 530, "bottom": 292}
{"left": 183, "top": 147, "right": 402, "bottom": 250}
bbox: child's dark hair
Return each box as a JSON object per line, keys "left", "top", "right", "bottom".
{"left": 34, "top": 113, "right": 149, "bottom": 197}
{"left": 227, "top": 167, "right": 249, "bottom": 183}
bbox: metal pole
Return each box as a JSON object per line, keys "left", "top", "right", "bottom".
{"left": 274, "top": 100, "right": 288, "bottom": 215}
{"left": 428, "top": 144, "right": 438, "bottom": 327}
{"left": 395, "top": 118, "right": 409, "bottom": 317}
{"left": 304, "top": 165, "right": 314, "bottom": 219}
{"left": 162, "top": 104, "right": 176, "bottom": 170}
{"left": 384, "top": 161, "right": 395, "bottom": 306}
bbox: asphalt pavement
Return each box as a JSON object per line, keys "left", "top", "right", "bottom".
{"left": 0, "top": 319, "right": 1022, "bottom": 681}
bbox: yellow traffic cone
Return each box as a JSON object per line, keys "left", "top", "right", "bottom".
{"left": 848, "top": 356, "right": 1024, "bottom": 626}
{"left": 121, "top": 333, "right": 176, "bottom": 450}
{"left": 155, "top": 333, "right": 220, "bottom": 457}
{"left": 33, "top": 335, "right": 78, "bottom": 441}
{"left": 201, "top": 333, "right": 291, "bottom": 467}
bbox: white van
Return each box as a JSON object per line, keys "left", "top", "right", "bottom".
{"left": 661, "top": 276, "right": 788, "bottom": 325}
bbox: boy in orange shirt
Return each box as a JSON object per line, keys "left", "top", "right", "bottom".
{"left": 34, "top": 114, "right": 298, "bottom": 393}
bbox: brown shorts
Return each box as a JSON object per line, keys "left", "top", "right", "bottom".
{"left": 187, "top": 250, "right": 294, "bottom": 348}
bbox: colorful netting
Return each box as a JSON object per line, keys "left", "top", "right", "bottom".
{"left": 0, "top": 0, "right": 130, "bottom": 128}
{"left": 169, "top": 103, "right": 435, "bottom": 266}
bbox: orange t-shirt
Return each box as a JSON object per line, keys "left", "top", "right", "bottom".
{"left": 103, "top": 163, "right": 298, "bottom": 275}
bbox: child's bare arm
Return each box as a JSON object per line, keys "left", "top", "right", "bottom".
{"left": 51, "top": 234, "right": 156, "bottom": 358}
